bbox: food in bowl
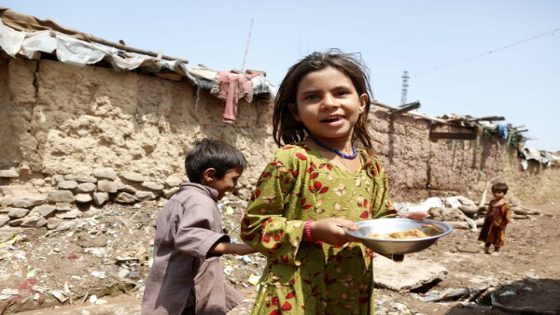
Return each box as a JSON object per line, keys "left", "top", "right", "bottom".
{"left": 345, "top": 218, "right": 453, "bottom": 254}
{"left": 366, "top": 224, "right": 443, "bottom": 240}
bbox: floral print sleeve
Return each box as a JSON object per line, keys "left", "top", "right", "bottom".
{"left": 240, "top": 145, "right": 307, "bottom": 265}
{"left": 368, "top": 158, "right": 398, "bottom": 219}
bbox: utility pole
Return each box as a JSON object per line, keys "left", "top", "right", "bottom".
{"left": 241, "top": 18, "right": 254, "bottom": 71}
{"left": 400, "top": 70, "right": 409, "bottom": 105}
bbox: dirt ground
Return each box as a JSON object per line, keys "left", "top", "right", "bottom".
{"left": 1, "top": 194, "right": 559, "bottom": 315}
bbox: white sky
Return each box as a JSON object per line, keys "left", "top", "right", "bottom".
{"left": 3, "top": 0, "right": 559, "bottom": 151}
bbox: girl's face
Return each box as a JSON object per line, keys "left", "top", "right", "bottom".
{"left": 292, "top": 67, "right": 367, "bottom": 143}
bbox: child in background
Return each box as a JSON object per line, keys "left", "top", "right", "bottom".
{"left": 478, "top": 182, "right": 512, "bottom": 255}
{"left": 142, "top": 139, "right": 256, "bottom": 315}
{"left": 240, "top": 49, "right": 425, "bottom": 314}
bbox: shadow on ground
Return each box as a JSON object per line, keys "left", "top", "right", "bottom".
{"left": 447, "top": 277, "right": 560, "bottom": 315}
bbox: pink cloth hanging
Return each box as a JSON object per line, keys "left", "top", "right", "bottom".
{"left": 213, "top": 71, "right": 253, "bottom": 124}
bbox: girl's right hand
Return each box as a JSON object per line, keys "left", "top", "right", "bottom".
{"left": 310, "top": 218, "right": 358, "bottom": 246}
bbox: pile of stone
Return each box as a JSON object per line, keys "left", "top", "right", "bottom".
{"left": 0, "top": 168, "right": 185, "bottom": 229}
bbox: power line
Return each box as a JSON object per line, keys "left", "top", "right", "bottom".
{"left": 412, "top": 27, "right": 559, "bottom": 77}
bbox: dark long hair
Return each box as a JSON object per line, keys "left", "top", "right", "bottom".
{"left": 272, "top": 49, "right": 375, "bottom": 153}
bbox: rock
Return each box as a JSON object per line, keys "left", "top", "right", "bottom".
{"left": 30, "top": 178, "right": 45, "bottom": 187}
{"left": 141, "top": 181, "right": 164, "bottom": 192}
{"left": 9, "top": 218, "right": 23, "bottom": 226}
{"left": 11, "top": 195, "right": 47, "bottom": 208}
{"left": 118, "top": 184, "right": 138, "bottom": 194}
{"left": 93, "top": 167, "right": 117, "bottom": 180}
{"left": 0, "top": 169, "right": 19, "bottom": 178}
{"left": 8, "top": 207, "right": 30, "bottom": 219}
{"left": 75, "top": 193, "right": 93, "bottom": 203}
{"left": 115, "top": 192, "right": 137, "bottom": 204}
{"left": 21, "top": 216, "right": 48, "bottom": 228}
{"left": 57, "top": 180, "right": 78, "bottom": 190}
{"left": 120, "top": 171, "right": 145, "bottom": 183}
{"left": 135, "top": 191, "right": 157, "bottom": 201}
{"left": 55, "top": 209, "right": 82, "bottom": 219}
{"left": 65, "top": 174, "right": 97, "bottom": 183}
{"left": 0, "top": 196, "right": 13, "bottom": 207}
{"left": 93, "top": 192, "right": 109, "bottom": 206}
{"left": 165, "top": 174, "right": 184, "bottom": 187}
{"left": 51, "top": 175, "right": 65, "bottom": 184}
{"left": 373, "top": 255, "right": 448, "bottom": 291}
{"left": 46, "top": 218, "right": 62, "bottom": 230}
{"left": 97, "top": 180, "right": 117, "bottom": 193}
{"left": 33, "top": 204, "right": 56, "bottom": 217}
{"left": 0, "top": 215, "right": 9, "bottom": 227}
{"left": 55, "top": 202, "right": 73, "bottom": 211}
{"left": 48, "top": 190, "right": 75, "bottom": 203}
{"left": 77, "top": 182, "right": 97, "bottom": 193}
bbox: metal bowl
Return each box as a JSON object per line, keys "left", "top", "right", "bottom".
{"left": 345, "top": 218, "right": 453, "bottom": 255}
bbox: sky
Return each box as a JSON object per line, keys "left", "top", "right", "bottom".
{"left": 3, "top": 1, "right": 559, "bottom": 151}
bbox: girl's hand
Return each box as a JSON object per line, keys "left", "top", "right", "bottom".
{"left": 310, "top": 218, "right": 358, "bottom": 246}
{"left": 404, "top": 211, "right": 429, "bottom": 220}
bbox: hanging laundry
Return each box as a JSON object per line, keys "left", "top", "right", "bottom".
{"left": 211, "top": 71, "right": 253, "bottom": 124}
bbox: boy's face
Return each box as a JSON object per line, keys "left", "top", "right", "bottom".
{"left": 492, "top": 190, "right": 505, "bottom": 200}
{"left": 205, "top": 168, "right": 242, "bottom": 200}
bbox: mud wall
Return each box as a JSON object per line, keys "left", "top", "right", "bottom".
{"left": 1, "top": 56, "right": 557, "bottom": 212}
{"left": 370, "top": 108, "right": 559, "bottom": 204}
{"left": 0, "top": 57, "right": 275, "bottom": 188}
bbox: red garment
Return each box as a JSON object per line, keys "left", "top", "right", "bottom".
{"left": 213, "top": 71, "right": 253, "bottom": 124}
{"left": 478, "top": 199, "right": 511, "bottom": 248}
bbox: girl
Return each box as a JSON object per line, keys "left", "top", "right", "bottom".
{"left": 241, "top": 49, "right": 421, "bottom": 314}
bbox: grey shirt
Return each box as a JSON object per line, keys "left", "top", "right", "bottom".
{"left": 141, "top": 183, "right": 243, "bottom": 315}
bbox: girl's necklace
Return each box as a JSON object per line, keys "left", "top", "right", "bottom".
{"left": 309, "top": 135, "right": 357, "bottom": 160}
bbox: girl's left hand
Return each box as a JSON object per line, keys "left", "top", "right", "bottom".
{"left": 405, "top": 211, "right": 429, "bottom": 220}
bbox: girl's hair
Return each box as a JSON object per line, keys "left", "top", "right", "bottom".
{"left": 185, "top": 138, "right": 247, "bottom": 183}
{"left": 491, "top": 182, "right": 508, "bottom": 194}
{"left": 272, "top": 48, "right": 375, "bottom": 152}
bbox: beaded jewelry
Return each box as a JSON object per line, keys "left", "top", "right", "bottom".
{"left": 304, "top": 220, "right": 314, "bottom": 242}
{"left": 309, "top": 135, "right": 357, "bottom": 160}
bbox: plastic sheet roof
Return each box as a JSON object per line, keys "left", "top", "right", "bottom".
{"left": 0, "top": 7, "right": 273, "bottom": 96}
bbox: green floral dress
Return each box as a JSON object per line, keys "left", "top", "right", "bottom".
{"left": 240, "top": 143, "right": 396, "bottom": 315}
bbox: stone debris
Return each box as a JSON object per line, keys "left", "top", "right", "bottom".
{"left": 373, "top": 255, "right": 448, "bottom": 292}
{"left": 0, "top": 187, "right": 556, "bottom": 314}
{"left": 396, "top": 195, "right": 541, "bottom": 231}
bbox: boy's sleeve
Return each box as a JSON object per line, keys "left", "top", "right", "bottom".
{"left": 240, "top": 150, "right": 306, "bottom": 266}
{"left": 172, "top": 199, "right": 230, "bottom": 260}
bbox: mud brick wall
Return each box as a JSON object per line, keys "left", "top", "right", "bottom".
{"left": 369, "top": 108, "right": 559, "bottom": 204}
{"left": 0, "top": 57, "right": 276, "bottom": 186}
{"left": 1, "top": 56, "right": 558, "bottom": 229}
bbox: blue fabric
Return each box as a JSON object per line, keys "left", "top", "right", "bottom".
{"left": 498, "top": 123, "right": 509, "bottom": 139}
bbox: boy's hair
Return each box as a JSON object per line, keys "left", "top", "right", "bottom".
{"left": 185, "top": 139, "right": 247, "bottom": 183}
{"left": 491, "top": 182, "right": 508, "bottom": 194}
{"left": 272, "top": 48, "right": 375, "bottom": 152}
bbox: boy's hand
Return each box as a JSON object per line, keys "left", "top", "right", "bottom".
{"left": 210, "top": 242, "right": 257, "bottom": 255}
{"left": 234, "top": 243, "right": 258, "bottom": 255}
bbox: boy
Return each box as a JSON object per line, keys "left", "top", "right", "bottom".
{"left": 478, "top": 182, "right": 511, "bottom": 255}
{"left": 141, "top": 139, "right": 256, "bottom": 315}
